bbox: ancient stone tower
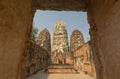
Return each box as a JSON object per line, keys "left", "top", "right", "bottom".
{"left": 51, "top": 20, "right": 69, "bottom": 64}
{"left": 70, "top": 29, "right": 84, "bottom": 52}
{"left": 36, "top": 28, "right": 51, "bottom": 52}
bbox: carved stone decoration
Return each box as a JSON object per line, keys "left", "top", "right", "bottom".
{"left": 51, "top": 20, "right": 69, "bottom": 64}
{"left": 36, "top": 28, "right": 51, "bottom": 52}
{"left": 70, "top": 29, "right": 84, "bottom": 53}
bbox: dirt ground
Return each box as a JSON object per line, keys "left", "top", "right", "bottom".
{"left": 26, "top": 70, "right": 96, "bottom": 79}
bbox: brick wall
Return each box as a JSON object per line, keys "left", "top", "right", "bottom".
{"left": 24, "top": 42, "right": 49, "bottom": 77}
{"left": 73, "top": 41, "right": 96, "bottom": 75}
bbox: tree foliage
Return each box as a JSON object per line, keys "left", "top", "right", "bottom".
{"left": 30, "top": 24, "right": 38, "bottom": 42}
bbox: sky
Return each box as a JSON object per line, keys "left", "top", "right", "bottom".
{"left": 33, "top": 10, "right": 90, "bottom": 43}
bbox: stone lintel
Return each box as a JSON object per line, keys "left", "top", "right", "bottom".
{"left": 34, "top": 0, "right": 89, "bottom": 11}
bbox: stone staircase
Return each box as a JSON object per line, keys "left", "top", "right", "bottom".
{"left": 45, "top": 64, "right": 79, "bottom": 74}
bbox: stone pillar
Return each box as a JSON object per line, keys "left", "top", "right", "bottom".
{"left": 87, "top": 5, "right": 103, "bottom": 79}
{"left": 0, "top": 0, "right": 35, "bottom": 79}
{"left": 88, "top": 0, "right": 120, "bottom": 79}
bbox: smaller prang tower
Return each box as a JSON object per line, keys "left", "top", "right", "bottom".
{"left": 36, "top": 28, "right": 51, "bottom": 52}
{"left": 70, "top": 29, "right": 84, "bottom": 53}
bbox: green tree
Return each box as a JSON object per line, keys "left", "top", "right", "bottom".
{"left": 30, "top": 23, "right": 38, "bottom": 42}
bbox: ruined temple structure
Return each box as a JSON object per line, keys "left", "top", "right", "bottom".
{"left": 51, "top": 20, "right": 69, "bottom": 64}
{"left": 36, "top": 28, "right": 51, "bottom": 52}
{"left": 70, "top": 29, "right": 84, "bottom": 53}
{"left": 73, "top": 41, "right": 96, "bottom": 76}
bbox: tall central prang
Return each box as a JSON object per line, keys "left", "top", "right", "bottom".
{"left": 51, "top": 20, "right": 69, "bottom": 64}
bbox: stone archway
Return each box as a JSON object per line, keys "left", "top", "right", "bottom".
{"left": 0, "top": 0, "right": 120, "bottom": 79}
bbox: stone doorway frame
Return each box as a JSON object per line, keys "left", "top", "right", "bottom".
{"left": 1, "top": 0, "right": 120, "bottom": 79}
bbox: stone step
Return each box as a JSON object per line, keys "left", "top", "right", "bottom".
{"left": 48, "top": 65, "right": 73, "bottom": 69}
{"left": 46, "top": 69, "right": 78, "bottom": 74}
{"left": 45, "top": 65, "right": 79, "bottom": 74}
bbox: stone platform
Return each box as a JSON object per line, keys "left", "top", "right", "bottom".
{"left": 45, "top": 64, "right": 79, "bottom": 74}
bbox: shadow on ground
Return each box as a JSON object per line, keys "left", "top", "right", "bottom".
{"left": 26, "top": 70, "right": 49, "bottom": 79}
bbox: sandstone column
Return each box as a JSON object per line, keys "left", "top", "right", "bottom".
{"left": 0, "top": 0, "right": 35, "bottom": 79}
{"left": 88, "top": 0, "right": 120, "bottom": 79}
